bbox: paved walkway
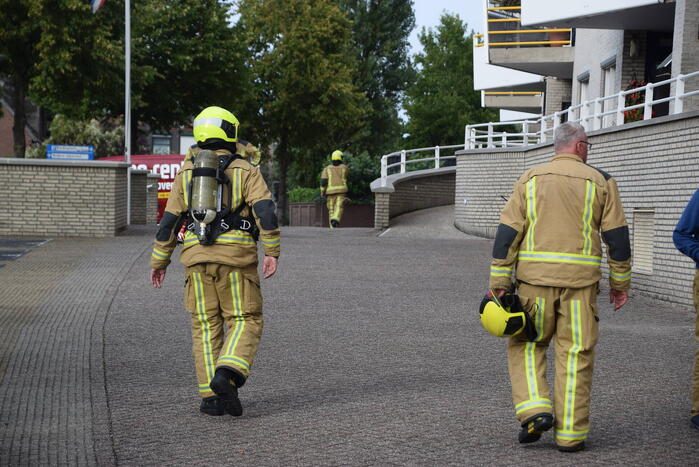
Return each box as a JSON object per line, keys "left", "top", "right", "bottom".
{"left": 1, "top": 208, "right": 697, "bottom": 465}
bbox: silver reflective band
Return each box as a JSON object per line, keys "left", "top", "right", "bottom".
{"left": 193, "top": 117, "right": 223, "bottom": 128}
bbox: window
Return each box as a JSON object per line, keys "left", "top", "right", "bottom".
{"left": 601, "top": 59, "right": 617, "bottom": 127}
{"left": 152, "top": 135, "right": 172, "bottom": 154}
{"left": 577, "top": 71, "right": 590, "bottom": 122}
{"left": 632, "top": 208, "right": 654, "bottom": 274}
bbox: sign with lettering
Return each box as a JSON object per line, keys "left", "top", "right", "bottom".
{"left": 46, "top": 144, "right": 95, "bottom": 160}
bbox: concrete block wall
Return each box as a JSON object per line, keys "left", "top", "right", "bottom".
{"left": 131, "top": 170, "right": 148, "bottom": 225}
{"left": 672, "top": 0, "right": 699, "bottom": 112}
{"left": 454, "top": 111, "right": 699, "bottom": 307}
{"left": 0, "top": 158, "right": 129, "bottom": 237}
{"left": 371, "top": 168, "right": 456, "bottom": 229}
{"left": 374, "top": 193, "right": 390, "bottom": 229}
{"left": 146, "top": 173, "right": 159, "bottom": 225}
{"left": 389, "top": 173, "right": 455, "bottom": 218}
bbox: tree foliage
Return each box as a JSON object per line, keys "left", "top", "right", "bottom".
{"left": 238, "top": 0, "right": 369, "bottom": 219}
{"left": 0, "top": 0, "right": 252, "bottom": 155}
{"left": 403, "top": 14, "right": 498, "bottom": 149}
{"left": 337, "top": 0, "right": 416, "bottom": 156}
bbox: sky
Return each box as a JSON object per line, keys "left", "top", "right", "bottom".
{"left": 410, "top": 0, "right": 484, "bottom": 55}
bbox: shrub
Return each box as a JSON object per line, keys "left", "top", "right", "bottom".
{"left": 288, "top": 187, "right": 321, "bottom": 203}
{"left": 26, "top": 114, "right": 125, "bottom": 159}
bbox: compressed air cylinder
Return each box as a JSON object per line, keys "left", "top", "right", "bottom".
{"left": 190, "top": 150, "right": 219, "bottom": 226}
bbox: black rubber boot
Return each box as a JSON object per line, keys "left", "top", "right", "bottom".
{"left": 330, "top": 219, "right": 339, "bottom": 228}
{"left": 518, "top": 413, "right": 553, "bottom": 444}
{"left": 210, "top": 368, "right": 243, "bottom": 417}
{"left": 557, "top": 441, "right": 585, "bottom": 452}
{"left": 199, "top": 396, "right": 225, "bottom": 416}
{"left": 691, "top": 414, "right": 699, "bottom": 430}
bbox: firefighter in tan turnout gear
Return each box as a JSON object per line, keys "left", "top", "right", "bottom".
{"left": 488, "top": 122, "right": 631, "bottom": 452}
{"left": 149, "top": 106, "right": 280, "bottom": 417}
{"left": 320, "top": 150, "right": 349, "bottom": 228}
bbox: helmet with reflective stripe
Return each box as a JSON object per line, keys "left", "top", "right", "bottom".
{"left": 331, "top": 150, "right": 343, "bottom": 161}
{"left": 479, "top": 290, "right": 537, "bottom": 340}
{"left": 193, "top": 106, "right": 239, "bottom": 143}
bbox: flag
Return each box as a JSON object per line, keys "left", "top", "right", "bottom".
{"left": 91, "top": 0, "right": 107, "bottom": 13}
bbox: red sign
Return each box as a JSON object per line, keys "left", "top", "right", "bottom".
{"left": 100, "top": 154, "right": 185, "bottom": 222}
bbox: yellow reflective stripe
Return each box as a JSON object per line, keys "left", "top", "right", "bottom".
{"left": 555, "top": 429, "right": 589, "bottom": 440}
{"left": 219, "top": 272, "right": 246, "bottom": 367}
{"left": 219, "top": 356, "right": 250, "bottom": 370}
{"left": 198, "top": 384, "right": 212, "bottom": 394}
{"left": 261, "top": 236, "right": 280, "bottom": 247}
{"left": 610, "top": 270, "right": 631, "bottom": 281}
{"left": 216, "top": 232, "right": 255, "bottom": 245}
{"left": 193, "top": 272, "right": 215, "bottom": 382}
{"left": 490, "top": 266, "right": 512, "bottom": 277}
{"left": 534, "top": 297, "right": 545, "bottom": 342}
{"left": 525, "top": 177, "right": 537, "bottom": 251}
{"left": 518, "top": 251, "right": 602, "bottom": 266}
{"left": 327, "top": 185, "right": 347, "bottom": 191}
{"left": 183, "top": 170, "right": 192, "bottom": 207}
{"left": 514, "top": 398, "right": 552, "bottom": 414}
{"left": 524, "top": 341, "right": 539, "bottom": 401}
{"left": 582, "top": 180, "right": 596, "bottom": 256}
{"left": 183, "top": 231, "right": 255, "bottom": 246}
{"left": 151, "top": 248, "right": 170, "bottom": 260}
{"left": 231, "top": 167, "right": 242, "bottom": 213}
{"left": 564, "top": 300, "right": 582, "bottom": 431}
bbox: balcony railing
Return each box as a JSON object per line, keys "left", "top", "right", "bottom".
{"left": 465, "top": 71, "right": 699, "bottom": 149}
{"left": 485, "top": 1, "right": 572, "bottom": 48}
{"left": 378, "top": 145, "right": 463, "bottom": 187}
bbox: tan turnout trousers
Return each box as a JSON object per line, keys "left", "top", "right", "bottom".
{"left": 508, "top": 282, "right": 598, "bottom": 448}
{"left": 327, "top": 194, "right": 346, "bottom": 225}
{"left": 693, "top": 270, "right": 699, "bottom": 416}
{"left": 184, "top": 263, "right": 263, "bottom": 398}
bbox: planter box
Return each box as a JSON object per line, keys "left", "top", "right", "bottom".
{"left": 288, "top": 202, "right": 374, "bottom": 227}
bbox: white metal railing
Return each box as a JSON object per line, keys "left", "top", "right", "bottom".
{"left": 379, "top": 144, "right": 463, "bottom": 187}
{"left": 465, "top": 70, "right": 699, "bottom": 149}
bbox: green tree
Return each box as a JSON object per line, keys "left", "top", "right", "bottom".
{"left": 1, "top": 0, "right": 253, "bottom": 156}
{"left": 404, "top": 14, "right": 498, "bottom": 148}
{"left": 238, "top": 0, "right": 369, "bottom": 221}
{"left": 337, "top": 0, "right": 416, "bottom": 156}
{"left": 0, "top": 0, "right": 118, "bottom": 157}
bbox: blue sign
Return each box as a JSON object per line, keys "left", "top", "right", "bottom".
{"left": 46, "top": 144, "right": 95, "bottom": 161}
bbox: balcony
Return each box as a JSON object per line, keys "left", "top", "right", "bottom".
{"left": 484, "top": 1, "right": 574, "bottom": 79}
{"left": 483, "top": 91, "right": 543, "bottom": 113}
{"left": 520, "top": 0, "right": 675, "bottom": 31}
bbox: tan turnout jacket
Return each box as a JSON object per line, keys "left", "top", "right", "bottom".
{"left": 320, "top": 164, "right": 349, "bottom": 196}
{"left": 150, "top": 148, "right": 280, "bottom": 270}
{"left": 490, "top": 153, "right": 631, "bottom": 291}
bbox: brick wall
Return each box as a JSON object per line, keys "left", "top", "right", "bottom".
{"left": 371, "top": 167, "right": 455, "bottom": 229}
{"left": 0, "top": 158, "right": 130, "bottom": 237}
{"left": 455, "top": 111, "right": 699, "bottom": 307}
{"left": 544, "top": 77, "right": 572, "bottom": 115}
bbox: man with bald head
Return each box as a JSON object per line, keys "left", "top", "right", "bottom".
{"left": 488, "top": 122, "right": 631, "bottom": 452}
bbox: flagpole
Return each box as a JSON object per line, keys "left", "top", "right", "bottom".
{"left": 125, "top": 0, "right": 131, "bottom": 225}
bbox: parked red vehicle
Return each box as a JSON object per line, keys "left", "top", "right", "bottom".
{"left": 100, "top": 154, "right": 185, "bottom": 222}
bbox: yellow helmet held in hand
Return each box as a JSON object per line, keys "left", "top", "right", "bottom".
{"left": 331, "top": 150, "right": 343, "bottom": 161}
{"left": 479, "top": 290, "right": 537, "bottom": 340}
{"left": 193, "top": 106, "right": 239, "bottom": 143}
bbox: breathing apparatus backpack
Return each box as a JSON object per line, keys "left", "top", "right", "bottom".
{"left": 186, "top": 149, "right": 258, "bottom": 246}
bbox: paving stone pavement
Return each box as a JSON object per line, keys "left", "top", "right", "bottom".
{"left": 1, "top": 209, "right": 697, "bottom": 466}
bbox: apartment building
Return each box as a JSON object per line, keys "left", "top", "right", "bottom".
{"left": 475, "top": 0, "right": 698, "bottom": 127}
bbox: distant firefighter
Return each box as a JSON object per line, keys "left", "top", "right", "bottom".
{"left": 320, "top": 150, "right": 349, "bottom": 228}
